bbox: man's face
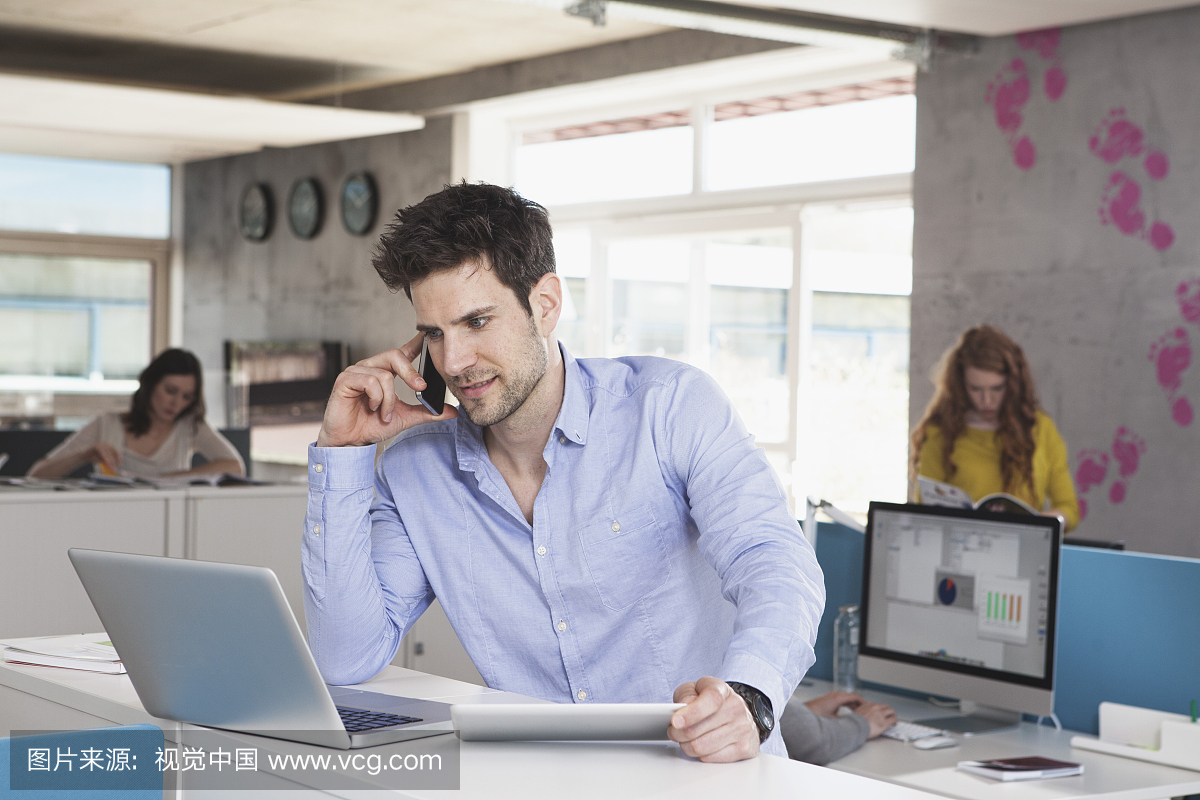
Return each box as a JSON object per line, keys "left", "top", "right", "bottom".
{"left": 412, "top": 261, "right": 549, "bottom": 428}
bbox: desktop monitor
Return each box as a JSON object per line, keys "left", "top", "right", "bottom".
{"left": 858, "top": 502, "right": 1061, "bottom": 733}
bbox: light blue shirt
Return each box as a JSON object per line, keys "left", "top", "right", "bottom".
{"left": 303, "top": 347, "right": 824, "bottom": 757}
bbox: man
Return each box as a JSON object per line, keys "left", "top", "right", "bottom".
{"left": 303, "top": 182, "right": 824, "bottom": 761}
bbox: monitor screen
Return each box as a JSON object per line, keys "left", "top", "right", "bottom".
{"left": 860, "top": 502, "right": 1060, "bottom": 691}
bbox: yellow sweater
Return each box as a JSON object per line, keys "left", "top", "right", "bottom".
{"left": 917, "top": 411, "right": 1080, "bottom": 532}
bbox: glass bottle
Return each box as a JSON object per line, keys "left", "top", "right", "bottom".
{"left": 833, "top": 604, "right": 860, "bottom": 692}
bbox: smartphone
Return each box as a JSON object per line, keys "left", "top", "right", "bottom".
{"left": 415, "top": 335, "right": 447, "bottom": 416}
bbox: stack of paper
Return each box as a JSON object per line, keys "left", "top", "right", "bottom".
{"left": 1, "top": 632, "right": 126, "bottom": 674}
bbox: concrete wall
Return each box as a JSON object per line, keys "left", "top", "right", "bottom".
{"left": 182, "top": 116, "right": 453, "bottom": 425}
{"left": 912, "top": 8, "right": 1200, "bottom": 557}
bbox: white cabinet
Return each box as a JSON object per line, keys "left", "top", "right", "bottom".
{"left": 0, "top": 490, "right": 185, "bottom": 639}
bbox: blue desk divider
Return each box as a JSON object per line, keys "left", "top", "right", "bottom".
{"left": 809, "top": 521, "right": 1200, "bottom": 735}
{"left": 810, "top": 521, "right": 865, "bottom": 682}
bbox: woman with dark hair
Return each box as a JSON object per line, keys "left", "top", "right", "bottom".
{"left": 28, "top": 348, "right": 244, "bottom": 479}
{"left": 910, "top": 325, "right": 1079, "bottom": 531}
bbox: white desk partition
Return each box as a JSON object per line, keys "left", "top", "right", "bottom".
{"left": 0, "top": 489, "right": 186, "bottom": 640}
{"left": 0, "top": 484, "right": 307, "bottom": 639}
{"left": 184, "top": 484, "right": 309, "bottom": 630}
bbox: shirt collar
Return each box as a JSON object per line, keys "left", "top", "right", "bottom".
{"left": 452, "top": 341, "right": 590, "bottom": 474}
{"left": 554, "top": 342, "right": 589, "bottom": 446}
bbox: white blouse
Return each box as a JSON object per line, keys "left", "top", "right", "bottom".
{"left": 43, "top": 412, "right": 244, "bottom": 478}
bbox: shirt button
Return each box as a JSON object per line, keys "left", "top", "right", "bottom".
{"left": 537, "top": 546, "right": 547, "bottom": 556}
{"left": 559, "top": 435, "right": 567, "bottom": 444}
{"left": 577, "top": 690, "right": 587, "bottom": 701}
{"left": 313, "top": 525, "right": 320, "bottom": 535}
{"left": 313, "top": 464, "right": 323, "bottom": 473}
{"left": 611, "top": 521, "right": 620, "bottom": 532}
{"left": 557, "top": 620, "right": 567, "bottom": 632}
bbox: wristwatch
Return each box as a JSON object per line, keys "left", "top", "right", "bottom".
{"left": 727, "top": 681, "right": 774, "bottom": 744}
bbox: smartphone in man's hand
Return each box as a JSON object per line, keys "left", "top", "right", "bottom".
{"left": 415, "top": 336, "right": 446, "bottom": 416}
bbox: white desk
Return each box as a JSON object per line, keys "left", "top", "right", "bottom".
{"left": 0, "top": 484, "right": 308, "bottom": 639}
{"left": 792, "top": 679, "right": 1200, "bottom": 800}
{"left": 0, "top": 659, "right": 940, "bottom": 799}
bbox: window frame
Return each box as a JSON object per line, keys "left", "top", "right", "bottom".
{"left": 0, "top": 230, "right": 172, "bottom": 384}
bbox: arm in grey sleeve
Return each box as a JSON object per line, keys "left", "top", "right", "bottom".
{"left": 779, "top": 702, "right": 871, "bottom": 766}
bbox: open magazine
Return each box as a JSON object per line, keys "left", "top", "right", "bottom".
{"left": 917, "top": 476, "right": 1038, "bottom": 516}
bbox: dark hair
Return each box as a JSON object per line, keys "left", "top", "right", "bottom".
{"left": 910, "top": 325, "right": 1040, "bottom": 495}
{"left": 372, "top": 182, "right": 556, "bottom": 315}
{"left": 122, "top": 348, "right": 205, "bottom": 436}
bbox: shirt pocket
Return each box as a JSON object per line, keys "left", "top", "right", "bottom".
{"left": 578, "top": 503, "right": 671, "bottom": 611}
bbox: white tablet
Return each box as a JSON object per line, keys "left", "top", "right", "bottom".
{"left": 451, "top": 702, "right": 685, "bottom": 742}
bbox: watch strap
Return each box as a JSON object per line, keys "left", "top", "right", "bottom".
{"left": 726, "top": 681, "right": 774, "bottom": 744}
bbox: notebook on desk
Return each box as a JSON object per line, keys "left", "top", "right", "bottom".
{"left": 68, "top": 548, "right": 454, "bottom": 750}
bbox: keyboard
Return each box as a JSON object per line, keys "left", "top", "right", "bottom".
{"left": 880, "top": 720, "right": 945, "bottom": 742}
{"left": 336, "top": 705, "right": 423, "bottom": 733}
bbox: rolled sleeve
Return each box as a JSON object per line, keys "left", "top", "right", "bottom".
{"left": 660, "top": 367, "right": 825, "bottom": 754}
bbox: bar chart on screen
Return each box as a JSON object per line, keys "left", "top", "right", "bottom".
{"left": 977, "top": 574, "right": 1030, "bottom": 644}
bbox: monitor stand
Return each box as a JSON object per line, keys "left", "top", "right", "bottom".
{"left": 916, "top": 703, "right": 1021, "bottom": 735}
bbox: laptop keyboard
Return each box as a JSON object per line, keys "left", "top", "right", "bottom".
{"left": 336, "top": 705, "right": 423, "bottom": 733}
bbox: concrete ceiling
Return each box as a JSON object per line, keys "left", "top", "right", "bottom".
{"left": 0, "top": 0, "right": 1194, "bottom": 165}
{"left": 0, "top": 1, "right": 668, "bottom": 99}
{"left": 730, "top": 0, "right": 1200, "bottom": 36}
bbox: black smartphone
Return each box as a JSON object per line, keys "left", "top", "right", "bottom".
{"left": 415, "top": 335, "right": 446, "bottom": 416}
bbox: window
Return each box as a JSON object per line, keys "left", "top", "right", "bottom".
{"left": 492, "top": 69, "right": 915, "bottom": 512}
{"left": 706, "top": 86, "right": 915, "bottom": 192}
{"left": 515, "top": 121, "right": 693, "bottom": 207}
{"left": 800, "top": 204, "right": 913, "bottom": 512}
{"left": 0, "top": 154, "right": 172, "bottom": 430}
{"left": 0, "top": 153, "right": 170, "bottom": 239}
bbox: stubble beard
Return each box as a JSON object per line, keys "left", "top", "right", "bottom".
{"left": 450, "top": 316, "right": 549, "bottom": 428}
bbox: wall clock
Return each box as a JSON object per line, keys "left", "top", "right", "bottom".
{"left": 288, "top": 177, "right": 323, "bottom": 240}
{"left": 238, "top": 183, "right": 273, "bottom": 242}
{"left": 340, "top": 172, "right": 378, "bottom": 236}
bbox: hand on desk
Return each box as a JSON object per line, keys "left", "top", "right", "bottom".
{"left": 669, "top": 676, "right": 760, "bottom": 763}
{"left": 805, "top": 691, "right": 897, "bottom": 739}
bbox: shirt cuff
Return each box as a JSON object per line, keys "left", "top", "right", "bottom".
{"left": 308, "top": 442, "right": 377, "bottom": 491}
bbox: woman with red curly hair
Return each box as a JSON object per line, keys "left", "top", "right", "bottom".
{"left": 910, "top": 325, "right": 1080, "bottom": 531}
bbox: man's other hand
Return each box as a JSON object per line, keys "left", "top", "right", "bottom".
{"left": 669, "top": 676, "right": 760, "bottom": 762}
{"left": 317, "top": 332, "right": 457, "bottom": 448}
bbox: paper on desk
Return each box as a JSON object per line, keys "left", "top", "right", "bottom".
{"left": 1, "top": 632, "right": 120, "bottom": 662}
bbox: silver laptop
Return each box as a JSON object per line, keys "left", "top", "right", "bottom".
{"left": 68, "top": 548, "right": 453, "bottom": 750}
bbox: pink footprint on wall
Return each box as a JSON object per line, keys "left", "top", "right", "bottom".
{"left": 985, "top": 59, "right": 1036, "bottom": 170}
{"left": 1148, "top": 328, "right": 1194, "bottom": 426}
{"left": 1016, "top": 28, "right": 1067, "bottom": 101}
{"left": 1176, "top": 279, "right": 1200, "bottom": 324}
{"left": 1089, "top": 108, "right": 1169, "bottom": 180}
{"left": 1074, "top": 449, "right": 1110, "bottom": 493}
{"left": 1107, "top": 427, "right": 1146, "bottom": 504}
{"left": 1098, "top": 171, "right": 1174, "bottom": 251}
{"left": 1073, "top": 449, "right": 1110, "bottom": 521}
{"left": 1089, "top": 108, "right": 1173, "bottom": 251}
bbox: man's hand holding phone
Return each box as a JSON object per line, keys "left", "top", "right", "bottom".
{"left": 316, "top": 332, "right": 456, "bottom": 448}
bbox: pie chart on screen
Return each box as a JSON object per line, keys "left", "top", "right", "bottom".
{"left": 937, "top": 578, "right": 957, "bottom": 605}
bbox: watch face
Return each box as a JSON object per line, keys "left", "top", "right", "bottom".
{"left": 340, "top": 172, "right": 378, "bottom": 236}
{"left": 287, "top": 177, "right": 323, "bottom": 239}
{"left": 238, "top": 183, "right": 273, "bottom": 242}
